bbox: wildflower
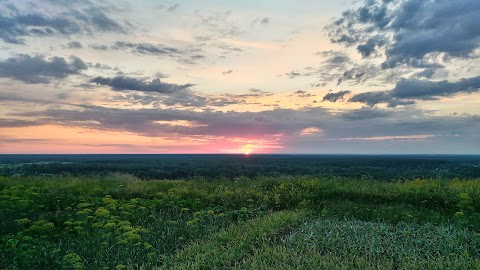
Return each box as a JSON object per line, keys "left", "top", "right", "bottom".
{"left": 64, "top": 221, "right": 73, "bottom": 226}
{"left": 94, "top": 207, "right": 110, "bottom": 218}
{"left": 115, "top": 264, "right": 126, "bottom": 270}
{"left": 103, "top": 222, "right": 116, "bottom": 229}
{"left": 62, "top": 252, "right": 85, "bottom": 270}
{"left": 143, "top": 242, "right": 153, "bottom": 250}
{"left": 15, "top": 218, "right": 31, "bottom": 226}
{"left": 187, "top": 218, "right": 200, "bottom": 227}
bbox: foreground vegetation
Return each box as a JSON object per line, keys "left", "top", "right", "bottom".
{"left": 1, "top": 174, "right": 479, "bottom": 269}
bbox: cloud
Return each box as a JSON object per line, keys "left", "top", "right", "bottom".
{"left": 356, "top": 36, "right": 387, "bottom": 58}
{"left": 0, "top": 54, "right": 87, "bottom": 83}
{"left": 292, "top": 90, "right": 315, "bottom": 98}
{"left": 67, "top": 41, "right": 83, "bottom": 49}
{"left": 349, "top": 76, "right": 480, "bottom": 107}
{"left": 114, "top": 41, "right": 179, "bottom": 56}
{"left": 390, "top": 77, "right": 480, "bottom": 99}
{"left": 89, "top": 44, "right": 108, "bottom": 50}
{"left": 195, "top": 9, "right": 240, "bottom": 40}
{"left": 340, "top": 107, "right": 392, "bottom": 121}
{"left": 83, "top": 7, "right": 124, "bottom": 32}
{"left": 336, "top": 135, "right": 435, "bottom": 141}
{"left": 285, "top": 51, "right": 385, "bottom": 87}
{"left": 167, "top": 3, "right": 180, "bottom": 12}
{"left": 0, "top": 118, "right": 42, "bottom": 128}
{"left": 328, "top": 0, "right": 480, "bottom": 68}
{"left": 251, "top": 17, "right": 271, "bottom": 27}
{"left": 8, "top": 105, "right": 331, "bottom": 138}
{"left": 299, "top": 127, "right": 322, "bottom": 136}
{"left": 222, "top": 70, "right": 233, "bottom": 75}
{"left": 4, "top": 94, "right": 479, "bottom": 153}
{"left": 249, "top": 88, "right": 269, "bottom": 94}
{"left": 349, "top": 91, "right": 394, "bottom": 107}
{"left": 337, "top": 64, "right": 379, "bottom": 85}
{"left": 90, "top": 76, "right": 195, "bottom": 94}
{"left": 112, "top": 41, "right": 207, "bottom": 64}
{"left": 285, "top": 71, "right": 303, "bottom": 79}
{"left": 413, "top": 68, "right": 437, "bottom": 79}
{"left": 56, "top": 93, "right": 69, "bottom": 99}
{"left": 0, "top": 138, "right": 49, "bottom": 144}
{"left": 322, "top": 90, "right": 351, "bottom": 102}
{"left": 315, "top": 50, "right": 350, "bottom": 62}
{"left": 261, "top": 17, "right": 271, "bottom": 24}
{"left": 107, "top": 86, "right": 274, "bottom": 108}
{"left": 0, "top": 1, "right": 126, "bottom": 44}
{"left": 7, "top": 103, "right": 479, "bottom": 151}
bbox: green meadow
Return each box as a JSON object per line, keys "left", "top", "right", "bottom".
{"left": 1, "top": 174, "right": 479, "bottom": 269}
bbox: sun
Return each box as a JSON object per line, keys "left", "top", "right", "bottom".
{"left": 244, "top": 151, "right": 251, "bottom": 156}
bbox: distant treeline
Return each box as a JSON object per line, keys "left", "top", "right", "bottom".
{"left": 1, "top": 155, "right": 479, "bottom": 180}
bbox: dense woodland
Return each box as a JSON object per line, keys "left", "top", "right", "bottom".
{"left": 1, "top": 154, "right": 479, "bottom": 180}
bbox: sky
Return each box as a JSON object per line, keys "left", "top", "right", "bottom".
{"left": 0, "top": 0, "right": 479, "bottom": 154}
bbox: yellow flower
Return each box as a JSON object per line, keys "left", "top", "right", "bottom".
{"left": 94, "top": 207, "right": 110, "bottom": 217}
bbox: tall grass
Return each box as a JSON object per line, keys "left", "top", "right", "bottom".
{"left": 239, "top": 218, "right": 480, "bottom": 270}
{"left": 163, "top": 210, "right": 307, "bottom": 269}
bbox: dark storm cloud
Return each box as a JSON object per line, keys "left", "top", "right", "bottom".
{"left": 0, "top": 1, "right": 126, "bottom": 44}
{"left": 0, "top": 54, "right": 87, "bottom": 83}
{"left": 350, "top": 76, "right": 480, "bottom": 107}
{"left": 322, "top": 90, "right": 351, "bottom": 102}
{"left": 90, "top": 76, "right": 195, "bottom": 94}
{"left": 328, "top": 0, "right": 480, "bottom": 68}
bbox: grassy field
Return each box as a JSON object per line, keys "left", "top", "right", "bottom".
{"left": 1, "top": 174, "right": 479, "bottom": 269}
